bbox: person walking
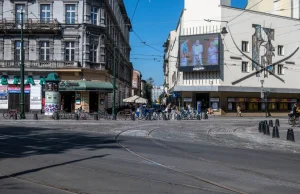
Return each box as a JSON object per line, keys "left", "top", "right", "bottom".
{"left": 236, "top": 105, "right": 242, "bottom": 117}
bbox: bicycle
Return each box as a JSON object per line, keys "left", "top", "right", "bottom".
{"left": 3, "top": 108, "right": 19, "bottom": 119}
{"left": 288, "top": 113, "right": 299, "bottom": 126}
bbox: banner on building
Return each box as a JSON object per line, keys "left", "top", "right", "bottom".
{"left": 0, "top": 85, "right": 8, "bottom": 109}
{"left": 8, "top": 84, "right": 30, "bottom": 94}
{"left": 30, "top": 85, "right": 42, "bottom": 110}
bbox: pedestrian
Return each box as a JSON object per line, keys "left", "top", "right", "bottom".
{"left": 236, "top": 105, "right": 242, "bottom": 117}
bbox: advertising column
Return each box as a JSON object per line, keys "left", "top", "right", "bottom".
{"left": 0, "top": 85, "right": 8, "bottom": 109}
{"left": 45, "top": 82, "right": 59, "bottom": 116}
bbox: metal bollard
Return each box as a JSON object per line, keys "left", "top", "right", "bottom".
{"left": 269, "top": 120, "right": 273, "bottom": 127}
{"left": 14, "top": 113, "right": 17, "bottom": 120}
{"left": 54, "top": 112, "right": 59, "bottom": 120}
{"left": 266, "top": 125, "right": 270, "bottom": 135}
{"left": 272, "top": 126, "right": 280, "bottom": 138}
{"left": 258, "top": 121, "right": 263, "bottom": 133}
{"left": 275, "top": 119, "right": 280, "bottom": 127}
{"left": 148, "top": 113, "right": 152, "bottom": 121}
{"left": 34, "top": 113, "right": 38, "bottom": 120}
{"left": 131, "top": 113, "right": 136, "bottom": 121}
{"left": 287, "top": 129, "right": 295, "bottom": 142}
{"left": 177, "top": 114, "right": 181, "bottom": 120}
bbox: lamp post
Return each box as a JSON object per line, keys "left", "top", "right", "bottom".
{"left": 112, "top": 44, "right": 116, "bottom": 120}
{"left": 260, "top": 79, "right": 268, "bottom": 118}
{"left": 20, "top": 8, "right": 25, "bottom": 119}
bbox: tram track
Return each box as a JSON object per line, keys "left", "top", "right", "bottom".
{"left": 147, "top": 128, "right": 300, "bottom": 190}
{"left": 116, "top": 128, "right": 247, "bottom": 194}
{"left": 0, "top": 129, "right": 230, "bottom": 193}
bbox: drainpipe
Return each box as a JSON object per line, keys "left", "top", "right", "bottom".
{"left": 81, "top": 0, "right": 85, "bottom": 68}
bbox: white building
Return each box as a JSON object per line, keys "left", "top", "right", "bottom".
{"left": 151, "top": 86, "right": 164, "bottom": 104}
{"left": 164, "top": 0, "right": 300, "bottom": 116}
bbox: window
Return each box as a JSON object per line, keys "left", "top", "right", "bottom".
{"left": 90, "top": 7, "right": 98, "bottom": 25}
{"left": 278, "top": 64, "right": 284, "bottom": 75}
{"left": 15, "top": 4, "right": 25, "bottom": 24}
{"left": 40, "top": 41, "right": 50, "bottom": 61}
{"left": 66, "top": 5, "right": 75, "bottom": 24}
{"left": 90, "top": 44, "right": 97, "bottom": 62}
{"left": 15, "top": 41, "right": 21, "bottom": 61}
{"left": 278, "top": 45, "right": 284, "bottom": 56}
{"left": 40, "top": 4, "right": 51, "bottom": 23}
{"left": 241, "top": 41, "right": 249, "bottom": 52}
{"left": 65, "top": 42, "right": 75, "bottom": 61}
{"left": 242, "top": 61, "right": 249, "bottom": 73}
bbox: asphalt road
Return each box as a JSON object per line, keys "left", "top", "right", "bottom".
{"left": 0, "top": 119, "right": 300, "bottom": 194}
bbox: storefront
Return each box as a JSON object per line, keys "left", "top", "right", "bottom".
{"left": 59, "top": 80, "right": 113, "bottom": 113}
{"left": 227, "top": 98, "right": 297, "bottom": 112}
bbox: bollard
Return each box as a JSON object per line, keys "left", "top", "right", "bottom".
{"left": 75, "top": 113, "right": 79, "bottom": 120}
{"left": 272, "top": 126, "right": 280, "bottom": 138}
{"left": 275, "top": 119, "right": 280, "bottom": 127}
{"left": 266, "top": 125, "right": 270, "bottom": 135}
{"left": 34, "top": 113, "right": 38, "bottom": 120}
{"left": 94, "top": 114, "right": 98, "bottom": 120}
{"left": 269, "top": 120, "right": 273, "bottom": 127}
{"left": 258, "top": 121, "right": 264, "bottom": 133}
{"left": 263, "top": 124, "right": 267, "bottom": 135}
{"left": 287, "top": 129, "right": 295, "bottom": 142}
{"left": 204, "top": 113, "right": 208, "bottom": 120}
{"left": 54, "top": 112, "right": 59, "bottom": 120}
{"left": 14, "top": 113, "right": 17, "bottom": 120}
{"left": 131, "top": 113, "right": 136, "bottom": 121}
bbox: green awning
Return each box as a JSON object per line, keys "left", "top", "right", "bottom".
{"left": 59, "top": 80, "right": 114, "bottom": 91}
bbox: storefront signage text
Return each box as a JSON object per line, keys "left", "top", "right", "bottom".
{"left": 184, "top": 98, "right": 192, "bottom": 102}
{"left": 59, "top": 81, "right": 80, "bottom": 87}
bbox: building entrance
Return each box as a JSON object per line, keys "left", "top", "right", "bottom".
{"left": 8, "top": 93, "right": 30, "bottom": 112}
{"left": 89, "top": 91, "right": 98, "bottom": 113}
{"left": 61, "top": 91, "right": 75, "bottom": 112}
{"left": 195, "top": 93, "right": 209, "bottom": 110}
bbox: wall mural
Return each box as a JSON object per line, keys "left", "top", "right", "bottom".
{"left": 252, "top": 24, "right": 275, "bottom": 78}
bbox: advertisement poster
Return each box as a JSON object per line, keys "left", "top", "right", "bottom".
{"left": 44, "top": 91, "right": 59, "bottom": 115}
{"left": 30, "top": 85, "right": 42, "bottom": 110}
{"left": 8, "top": 84, "right": 30, "bottom": 93}
{"left": 0, "top": 85, "right": 8, "bottom": 109}
{"left": 179, "top": 33, "right": 220, "bottom": 72}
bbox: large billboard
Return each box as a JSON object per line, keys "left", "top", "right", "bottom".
{"left": 179, "top": 33, "right": 221, "bottom": 72}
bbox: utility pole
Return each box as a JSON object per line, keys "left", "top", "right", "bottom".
{"left": 112, "top": 43, "right": 116, "bottom": 120}
{"left": 20, "top": 8, "right": 25, "bottom": 119}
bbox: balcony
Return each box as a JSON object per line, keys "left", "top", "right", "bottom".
{"left": 0, "top": 19, "right": 61, "bottom": 34}
{"left": 0, "top": 60, "right": 81, "bottom": 69}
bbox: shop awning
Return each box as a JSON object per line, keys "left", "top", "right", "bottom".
{"left": 59, "top": 80, "right": 114, "bottom": 92}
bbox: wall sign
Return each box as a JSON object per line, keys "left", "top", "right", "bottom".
{"left": 8, "top": 84, "right": 30, "bottom": 94}
{"left": 184, "top": 97, "right": 192, "bottom": 102}
{"left": 30, "top": 85, "right": 42, "bottom": 110}
{"left": 210, "top": 98, "right": 219, "bottom": 102}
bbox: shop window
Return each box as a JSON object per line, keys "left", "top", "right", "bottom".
{"left": 248, "top": 103, "right": 258, "bottom": 111}
{"left": 268, "top": 103, "right": 277, "bottom": 111}
{"left": 236, "top": 102, "right": 246, "bottom": 111}
{"left": 279, "top": 103, "right": 288, "bottom": 110}
{"left": 228, "top": 102, "right": 233, "bottom": 111}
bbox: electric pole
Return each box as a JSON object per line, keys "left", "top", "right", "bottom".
{"left": 20, "top": 8, "right": 25, "bottom": 119}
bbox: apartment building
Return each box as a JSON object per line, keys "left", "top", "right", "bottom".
{"left": 164, "top": 0, "right": 300, "bottom": 116}
{"left": 0, "top": 0, "right": 133, "bottom": 113}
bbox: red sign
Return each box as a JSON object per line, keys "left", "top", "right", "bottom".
{"left": 8, "top": 84, "right": 31, "bottom": 93}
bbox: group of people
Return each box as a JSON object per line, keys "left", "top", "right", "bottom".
{"left": 180, "top": 39, "right": 218, "bottom": 66}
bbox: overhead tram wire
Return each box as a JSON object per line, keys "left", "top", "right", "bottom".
{"left": 228, "top": 0, "right": 264, "bottom": 23}
{"left": 131, "top": 0, "right": 140, "bottom": 22}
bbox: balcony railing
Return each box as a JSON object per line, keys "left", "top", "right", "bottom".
{"left": 0, "top": 19, "right": 61, "bottom": 33}
{"left": 0, "top": 60, "right": 80, "bottom": 69}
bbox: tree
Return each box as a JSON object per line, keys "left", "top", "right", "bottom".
{"left": 145, "top": 77, "right": 154, "bottom": 105}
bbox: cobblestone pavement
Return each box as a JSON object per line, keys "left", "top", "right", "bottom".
{"left": 1, "top": 117, "right": 300, "bottom": 194}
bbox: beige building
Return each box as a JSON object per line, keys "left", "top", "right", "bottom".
{"left": 132, "top": 70, "right": 142, "bottom": 96}
{"left": 246, "top": 0, "right": 300, "bottom": 19}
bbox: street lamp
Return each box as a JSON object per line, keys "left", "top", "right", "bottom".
{"left": 112, "top": 44, "right": 116, "bottom": 120}
{"left": 260, "top": 79, "right": 269, "bottom": 118}
{"left": 20, "top": 8, "right": 25, "bottom": 119}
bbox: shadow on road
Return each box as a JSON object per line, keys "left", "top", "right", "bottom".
{"left": 0, "top": 125, "right": 122, "bottom": 160}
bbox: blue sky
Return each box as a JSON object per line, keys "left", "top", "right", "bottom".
{"left": 123, "top": 0, "right": 248, "bottom": 86}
